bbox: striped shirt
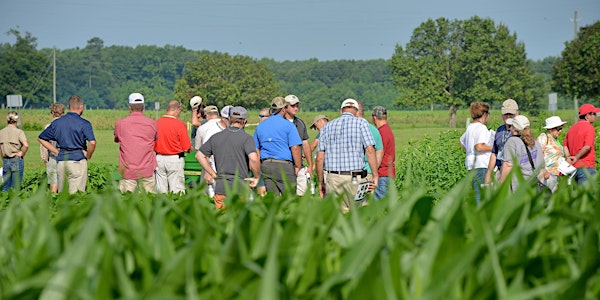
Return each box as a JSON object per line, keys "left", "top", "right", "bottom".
{"left": 319, "top": 112, "right": 375, "bottom": 171}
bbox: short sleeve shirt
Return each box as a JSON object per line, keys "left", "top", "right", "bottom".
{"left": 537, "top": 132, "right": 564, "bottom": 176}
{"left": 502, "top": 136, "right": 545, "bottom": 190}
{"left": 564, "top": 120, "right": 596, "bottom": 168}
{"left": 364, "top": 123, "right": 383, "bottom": 173}
{"left": 254, "top": 114, "right": 302, "bottom": 161}
{"left": 38, "top": 112, "right": 95, "bottom": 161}
{"left": 319, "top": 112, "right": 375, "bottom": 171}
{"left": 0, "top": 125, "right": 27, "bottom": 158}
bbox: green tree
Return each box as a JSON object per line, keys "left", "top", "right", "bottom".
{"left": 174, "top": 52, "right": 280, "bottom": 109}
{"left": 390, "top": 17, "right": 532, "bottom": 127}
{"left": 552, "top": 21, "right": 600, "bottom": 100}
{"left": 0, "top": 29, "right": 52, "bottom": 107}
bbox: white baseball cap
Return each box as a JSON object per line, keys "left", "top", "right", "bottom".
{"left": 340, "top": 98, "right": 359, "bottom": 109}
{"left": 128, "top": 93, "right": 144, "bottom": 104}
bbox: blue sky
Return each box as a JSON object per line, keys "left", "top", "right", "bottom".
{"left": 1, "top": 0, "right": 598, "bottom": 61}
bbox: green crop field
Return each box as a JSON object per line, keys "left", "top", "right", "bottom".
{"left": 1, "top": 108, "right": 599, "bottom": 299}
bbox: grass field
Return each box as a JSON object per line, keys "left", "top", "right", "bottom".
{"left": 12, "top": 107, "right": 587, "bottom": 171}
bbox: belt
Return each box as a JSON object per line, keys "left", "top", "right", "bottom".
{"left": 157, "top": 152, "right": 185, "bottom": 158}
{"left": 326, "top": 170, "right": 367, "bottom": 177}
{"left": 262, "top": 158, "right": 292, "bottom": 164}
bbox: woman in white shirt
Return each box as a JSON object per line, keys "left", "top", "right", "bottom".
{"left": 460, "top": 102, "right": 493, "bottom": 205}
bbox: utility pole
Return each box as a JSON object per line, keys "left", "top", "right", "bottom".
{"left": 571, "top": 10, "right": 579, "bottom": 120}
{"left": 53, "top": 46, "right": 56, "bottom": 104}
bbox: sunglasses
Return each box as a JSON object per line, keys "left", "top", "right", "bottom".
{"left": 259, "top": 114, "right": 267, "bottom": 118}
{"left": 554, "top": 127, "right": 563, "bottom": 131}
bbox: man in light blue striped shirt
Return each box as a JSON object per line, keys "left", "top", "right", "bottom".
{"left": 316, "top": 98, "right": 378, "bottom": 212}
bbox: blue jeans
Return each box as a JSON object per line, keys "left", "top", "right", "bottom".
{"left": 3, "top": 157, "right": 24, "bottom": 192}
{"left": 574, "top": 168, "right": 596, "bottom": 185}
{"left": 472, "top": 168, "right": 486, "bottom": 206}
{"left": 375, "top": 176, "right": 390, "bottom": 200}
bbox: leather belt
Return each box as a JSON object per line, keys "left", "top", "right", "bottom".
{"left": 262, "top": 158, "right": 292, "bottom": 164}
{"left": 326, "top": 170, "right": 368, "bottom": 177}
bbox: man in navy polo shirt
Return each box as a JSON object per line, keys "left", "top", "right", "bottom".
{"left": 39, "top": 95, "right": 96, "bottom": 194}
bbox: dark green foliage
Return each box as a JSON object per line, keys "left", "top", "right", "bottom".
{"left": 552, "top": 21, "right": 600, "bottom": 100}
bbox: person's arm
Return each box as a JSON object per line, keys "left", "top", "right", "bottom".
{"left": 568, "top": 146, "right": 591, "bottom": 165}
{"left": 302, "top": 140, "right": 313, "bottom": 174}
{"left": 499, "top": 161, "right": 513, "bottom": 183}
{"left": 19, "top": 140, "right": 28, "bottom": 158}
{"left": 375, "top": 148, "right": 383, "bottom": 170}
{"left": 40, "top": 144, "right": 49, "bottom": 163}
{"left": 316, "top": 150, "right": 325, "bottom": 198}
{"left": 474, "top": 143, "right": 492, "bottom": 152}
{"left": 365, "top": 145, "right": 379, "bottom": 189}
{"left": 310, "top": 139, "right": 319, "bottom": 154}
{"left": 38, "top": 138, "right": 59, "bottom": 156}
{"left": 484, "top": 153, "right": 497, "bottom": 184}
{"left": 85, "top": 140, "right": 96, "bottom": 160}
{"left": 196, "top": 151, "right": 216, "bottom": 184}
{"left": 191, "top": 109, "right": 201, "bottom": 127}
{"left": 245, "top": 152, "right": 261, "bottom": 188}
{"left": 291, "top": 145, "right": 301, "bottom": 175}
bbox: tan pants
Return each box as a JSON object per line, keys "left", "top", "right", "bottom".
{"left": 214, "top": 194, "right": 226, "bottom": 210}
{"left": 325, "top": 172, "right": 370, "bottom": 213}
{"left": 57, "top": 159, "right": 88, "bottom": 194}
{"left": 119, "top": 176, "right": 156, "bottom": 193}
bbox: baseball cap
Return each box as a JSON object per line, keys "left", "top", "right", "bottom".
{"left": 285, "top": 94, "right": 300, "bottom": 105}
{"left": 372, "top": 106, "right": 387, "bottom": 117}
{"left": 204, "top": 105, "right": 219, "bottom": 114}
{"left": 221, "top": 105, "right": 233, "bottom": 118}
{"left": 341, "top": 98, "right": 359, "bottom": 109}
{"left": 128, "top": 93, "right": 144, "bottom": 104}
{"left": 501, "top": 99, "right": 518, "bottom": 115}
{"left": 578, "top": 103, "right": 600, "bottom": 116}
{"left": 229, "top": 106, "right": 248, "bottom": 119}
{"left": 271, "top": 97, "right": 286, "bottom": 109}
{"left": 310, "top": 114, "right": 328, "bottom": 129}
{"left": 189, "top": 96, "right": 203, "bottom": 107}
{"left": 510, "top": 115, "right": 530, "bottom": 131}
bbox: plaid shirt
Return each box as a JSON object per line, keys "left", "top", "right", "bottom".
{"left": 319, "top": 112, "right": 375, "bottom": 171}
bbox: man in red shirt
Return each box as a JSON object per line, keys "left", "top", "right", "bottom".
{"left": 114, "top": 93, "right": 158, "bottom": 193}
{"left": 564, "top": 103, "right": 600, "bottom": 185}
{"left": 372, "top": 106, "right": 396, "bottom": 199}
{"left": 155, "top": 100, "right": 191, "bottom": 193}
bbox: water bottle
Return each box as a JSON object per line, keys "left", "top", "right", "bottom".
{"left": 248, "top": 191, "right": 254, "bottom": 201}
{"left": 310, "top": 178, "right": 315, "bottom": 195}
{"left": 352, "top": 175, "right": 357, "bottom": 185}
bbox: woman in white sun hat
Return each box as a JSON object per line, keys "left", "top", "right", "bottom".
{"left": 536, "top": 116, "right": 567, "bottom": 192}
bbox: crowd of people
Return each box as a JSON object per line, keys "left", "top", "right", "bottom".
{"left": 460, "top": 99, "right": 599, "bottom": 205}
{"left": 3, "top": 93, "right": 596, "bottom": 210}
{"left": 0, "top": 93, "right": 397, "bottom": 213}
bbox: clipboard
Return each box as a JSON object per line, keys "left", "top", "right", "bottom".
{"left": 354, "top": 182, "right": 370, "bottom": 201}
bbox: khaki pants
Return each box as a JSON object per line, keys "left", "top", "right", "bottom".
{"left": 156, "top": 154, "right": 186, "bottom": 194}
{"left": 119, "top": 176, "right": 156, "bottom": 193}
{"left": 325, "top": 172, "right": 370, "bottom": 213}
{"left": 57, "top": 159, "right": 88, "bottom": 194}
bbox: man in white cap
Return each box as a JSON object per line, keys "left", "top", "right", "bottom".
{"left": 283, "top": 94, "right": 313, "bottom": 196}
{"left": 254, "top": 96, "right": 302, "bottom": 195}
{"left": 114, "top": 93, "right": 158, "bottom": 193}
{"left": 316, "top": 98, "right": 378, "bottom": 213}
{"left": 563, "top": 103, "right": 600, "bottom": 184}
{"left": 194, "top": 105, "right": 223, "bottom": 197}
{"left": 485, "top": 98, "right": 519, "bottom": 184}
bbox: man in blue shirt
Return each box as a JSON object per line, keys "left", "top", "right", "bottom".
{"left": 484, "top": 99, "right": 519, "bottom": 184}
{"left": 316, "top": 98, "right": 378, "bottom": 212}
{"left": 253, "top": 96, "right": 302, "bottom": 195}
{"left": 39, "top": 95, "right": 96, "bottom": 194}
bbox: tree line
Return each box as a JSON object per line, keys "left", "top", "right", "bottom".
{"left": 1, "top": 16, "right": 598, "bottom": 123}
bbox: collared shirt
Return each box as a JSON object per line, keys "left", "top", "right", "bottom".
{"left": 378, "top": 123, "right": 396, "bottom": 178}
{"left": 0, "top": 125, "right": 27, "bottom": 158}
{"left": 114, "top": 111, "right": 158, "bottom": 179}
{"left": 254, "top": 114, "right": 302, "bottom": 161}
{"left": 38, "top": 112, "right": 95, "bottom": 161}
{"left": 154, "top": 116, "right": 191, "bottom": 155}
{"left": 195, "top": 118, "right": 223, "bottom": 150}
{"left": 364, "top": 123, "right": 383, "bottom": 173}
{"left": 319, "top": 112, "right": 375, "bottom": 171}
{"left": 564, "top": 120, "right": 596, "bottom": 168}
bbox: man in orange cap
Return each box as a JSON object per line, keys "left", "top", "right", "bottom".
{"left": 563, "top": 103, "right": 600, "bottom": 184}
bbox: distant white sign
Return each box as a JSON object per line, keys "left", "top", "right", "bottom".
{"left": 6, "top": 95, "right": 23, "bottom": 108}
{"left": 548, "top": 93, "right": 558, "bottom": 112}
